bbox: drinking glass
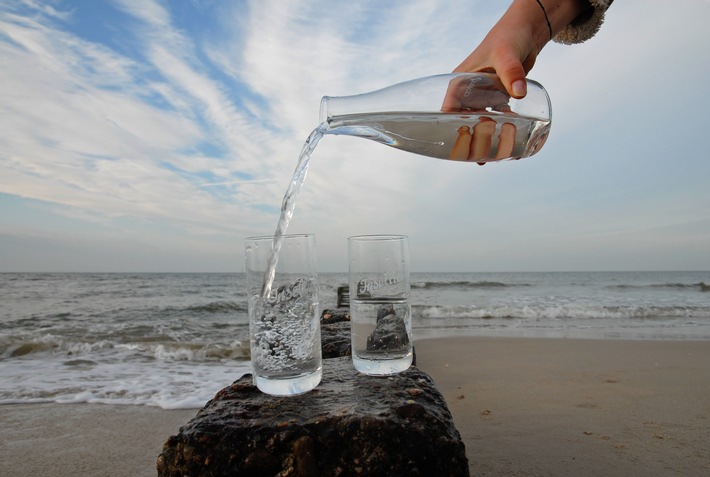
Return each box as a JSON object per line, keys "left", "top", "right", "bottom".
{"left": 245, "top": 234, "right": 322, "bottom": 396}
{"left": 348, "top": 235, "right": 412, "bottom": 375}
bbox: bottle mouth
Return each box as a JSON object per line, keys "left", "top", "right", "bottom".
{"left": 319, "top": 96, "right": 332, "bottom": 124}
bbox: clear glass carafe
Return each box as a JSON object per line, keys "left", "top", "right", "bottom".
{"left": 320, "top": 73, "right": 551, "bottom": 163}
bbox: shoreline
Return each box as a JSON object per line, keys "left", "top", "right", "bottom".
{"left": 2, "top": 336, "right": 709, "bottom": 476}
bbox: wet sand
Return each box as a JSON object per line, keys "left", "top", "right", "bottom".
{"left": 415, "top": 337, "right": 710, "bottom": 477}
{"left": 0, "top": 403, "right": 195, "bottom": 477}
{"left": 1, "top": 337, "right": 709, "bottom": 476}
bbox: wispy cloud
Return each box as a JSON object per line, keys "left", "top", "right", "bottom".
{"left": 1, "top": 0, "right": 265, "bottom": 233}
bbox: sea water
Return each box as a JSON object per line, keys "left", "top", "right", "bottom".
{"left": 325, "top": 112, "right": 551, "bottom": 161}
{"left": 248, "top": 274, "right": 322, "bottom": 396}
{"left": 350, "top": 298, "right": 413, "bottom": 375}
{"left": 1, "top": 272, "right": 708, "bottom": 408}
{"left": 251, "top": 127, "right": 327, "bottom": 394}
{"left": 260, "top": 125, "right": 326, "bottom": 300}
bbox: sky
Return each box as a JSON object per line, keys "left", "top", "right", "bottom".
{"left": 1, "top": 0, "right": 709, "bottom": 273}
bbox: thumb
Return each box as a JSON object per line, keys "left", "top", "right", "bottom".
{"left": 494, "top": 56, "right": 528, "bottom": 99}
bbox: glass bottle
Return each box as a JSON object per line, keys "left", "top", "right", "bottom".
{"left": 320, "top": 73, "right": 551, "bottom": 163}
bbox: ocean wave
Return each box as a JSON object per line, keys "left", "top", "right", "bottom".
{"left": 0, "top": 334, "right": 250, "bottom": 362}
{"left": 0, "top": 334, "right": 115, "bottom": 358}
{"left": 608, "top": 282, "right": 709, "bottom": 292}
{"left": 164, "top": 300, "right": 247, "bottom": 315}
{"left": 123, "top": 341, "right": 251, "bottom": 361}
{"left": 0, "top": 359, "right": 251, "bottom": 409}
{"left": 415, "top": 304, "right": 710, "bottom": 321}
{"left": 411, "top": 280, "right": 529, "bottom": 290}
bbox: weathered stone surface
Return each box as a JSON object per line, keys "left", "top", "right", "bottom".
{"left": 320, "top": 321, "right": 352, "bottom": 359}
{"left": 320, "top": 308, "right": 350, "bottom": 325}
{"left": 366, "top": 305, "right": 410, "bottom": 353}
{"left": 320, "top": 309, "right": 415, "bottom": 365}
{"left": 157, "top": 356, "right": 469, "bottom": 477}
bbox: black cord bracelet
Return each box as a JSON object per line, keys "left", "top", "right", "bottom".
{"left": 535, "top": 0, "right": 553, "bottom": 40}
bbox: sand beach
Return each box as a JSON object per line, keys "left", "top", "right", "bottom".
{"left": 2, "top": 337, "right": 709, "bottom": 476}
{"left": 416, "top": 337, "right": 710, "bottom": 477}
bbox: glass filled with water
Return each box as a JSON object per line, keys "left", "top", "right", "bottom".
{"left": 349, "top": 234, "right": 412, "bottom": 375}
{"left": 320, "top": 72, "right": 551, "bottom": 163}
{"left": 245, "top": 234, "right": 322, "bottom": 396}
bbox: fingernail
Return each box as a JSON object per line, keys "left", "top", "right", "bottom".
{"left": 512, "top": 80, "right": 526, "bottom": 98}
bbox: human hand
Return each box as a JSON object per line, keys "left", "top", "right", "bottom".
{"left": 452, "top": 7, "right": 542, "bottom": 99}
{"left": 448, "top": 120, "right": 517, "bottom": 164}
{"left": 441, "top": 73, "right": 518, "bottom": 165}
{"left": 440, "top": 73, "right": 511, "bottom": 113}
{"left": 453, "top": 0, "right": 589, "bottom": 98}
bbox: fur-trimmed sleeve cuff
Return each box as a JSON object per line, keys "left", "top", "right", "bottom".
{"left": 554, "top": 0, "right": 614, "bottom": 45}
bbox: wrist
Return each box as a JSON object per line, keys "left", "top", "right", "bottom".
{"left": 536, "top": 0, "right": 589, "bottom": 39}
{"left": 507, "top": 0, "right": 555, "bottom": 54}
{"left": 510, "top": 0, "right": 589, "bottom": 50}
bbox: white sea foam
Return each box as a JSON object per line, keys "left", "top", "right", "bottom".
{"left": 0, "top": 355, "right": 251, "bottom": 409}
{"left": 416, "top": 304, "right": 710, "bottom": 321}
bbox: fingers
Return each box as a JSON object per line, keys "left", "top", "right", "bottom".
{"left": 449, "top": 125, "right": 473, "bottom": 161}
{"left": 454, "top": 54, "right": 528, "bottom": 99}
{"left": 441, "top": 80, "right": 464, "bottom": 112}
{"left": 448, "top": 120, "right": 517, "bottom": 163}
{"left": 468, "top": 118, "right": 497, "bottom": 163}
{"left": 494, "top": 122, "right": 516, "bottom": 160}
{"left": 441, "top": 75, "right": 511, "bottom": 114}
